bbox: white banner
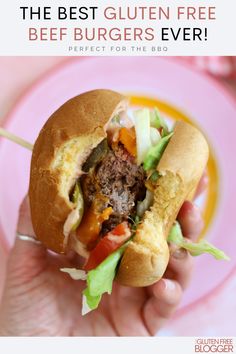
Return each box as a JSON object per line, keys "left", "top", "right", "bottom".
{"left": 0, "top": 337, "right": 235, "bottom": 354}
{"left": 0, "top": 0, "right": 235, "bottom": 55}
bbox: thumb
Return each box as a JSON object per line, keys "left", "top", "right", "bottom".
{"left": 7, "top": 196, "right": 47, "bottom": 284}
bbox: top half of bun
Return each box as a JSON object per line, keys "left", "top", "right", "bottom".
{"left": 29, "top": 89, "right": 127, "bottom": 254}
{"left": 116, "top": 121, "right": 209, "bottom": 287}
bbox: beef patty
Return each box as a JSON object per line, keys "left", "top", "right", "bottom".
{"left": 81, "top": 143, "right": 146, "bottom": 233}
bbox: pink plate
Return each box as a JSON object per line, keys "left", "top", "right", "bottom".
{"left": 0, "top": 57, "right": 236, "bottom": 311}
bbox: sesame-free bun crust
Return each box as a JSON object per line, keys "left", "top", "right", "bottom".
{"left": 29, "top": 89, "right": 127, "bottom": 253}
{"left": 117, "top": 121, "right": 209, "bottom": 287}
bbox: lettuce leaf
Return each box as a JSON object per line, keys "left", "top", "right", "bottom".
{"left": 168, "top": 222, "right": 230, "bottom": 260}
{"left": 82, "top": 243, "right": 128, "bottom": 315}
{"left": 134, "top": 109, "right": 152, "bottom": 165}
{"left": 150, "top": 127, "right": 161, "bottom": 145}
{"left": 150, "top": 107, "right": 169, "bottom": 136}
{"left": 82, "top": 289, "right": 101, "bottom": 314}
{"left": 179, "top": 240, "right": 230, "bottom": 259}
{"left": 150, "top": 171, "right": 159, "bottom": 182}
{"left": 168, "top": 222, "right": 183, "bottom": 245}
{"left": 143, "top": 132, "right": 173, "bottom": 171}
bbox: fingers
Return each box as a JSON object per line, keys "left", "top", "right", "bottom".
{"left": 143, "top": 279, "right": 182, "bottom": 335}
{"left": 0, "top": 196, "right": 49, "bottom": 335}
{"left": 67, "top": 252, "right": 86, "bottom": 269}
{"left": 178, "top": 201, "right": 204, "bottom": 241}
{"left": 178, "top": 168, "right": 207, "bottom": 240}
{"left": 7, "top": 196, "right": 47, "bottom": 284}
{"left": 166, "top": 248, "right": 194, "bottom": 290}
{"left": 109, "top": 284, "right": 150, "bottom": 336}
{"left": 169, "top": 200, "right": 203, "bottom": 290}
{"left": 17, "top": 195, "right": 35, "bottom": 236}
{"left": 165, "top": 200, "right": 203, "bottom": 292}
{"left": 194, "top": 170, "right": 208, "bottom": 198}
{"left": 143, "top": 174, "right": 207, "bottom": 336}
{"left": 150, "top": 279, "right": 182, "bottom": 309}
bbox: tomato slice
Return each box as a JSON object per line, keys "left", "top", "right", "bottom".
{"left": 111, "top": 222, "right": 127, "bottom": 236}
{"left": 84, "top": 222, "right": 131, "bottom": 271}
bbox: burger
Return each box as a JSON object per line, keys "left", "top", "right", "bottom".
{"left": 29, "top": 89, "right": 229, "bottom": 314}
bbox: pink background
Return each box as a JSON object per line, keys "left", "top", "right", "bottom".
{"left": 0, "top": 57, "right": 236, "bottom": 336}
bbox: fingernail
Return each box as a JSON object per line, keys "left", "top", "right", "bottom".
{"left": 163, "top": 279, "right": 176, "bottom": 291}
{"left": 172, "top": 248, "right": 187, "bottom": 260}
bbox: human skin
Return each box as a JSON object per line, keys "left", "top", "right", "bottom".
{"left": 0, "top": 176, "right": 207, "bottom": 336}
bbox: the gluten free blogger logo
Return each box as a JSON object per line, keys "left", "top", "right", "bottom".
{"left": 195, "top": 338, "right": 234, "bottom": 353}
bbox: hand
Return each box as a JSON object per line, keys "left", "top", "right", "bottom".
{"left": 0, "top": 175, "right": 207, "bottom": 336}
